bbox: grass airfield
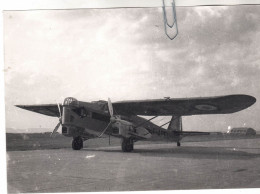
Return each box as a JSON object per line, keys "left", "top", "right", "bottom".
{"left": 6, "top": 133, "right": 123, "bottom": 151}
{"left": 6, "top": 133, "right": 260, "bottom": 193}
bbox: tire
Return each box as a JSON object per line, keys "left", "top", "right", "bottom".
{"left": 177, "top": 142, "right": 181, "bottom": 147}
{"left": 72, "top": 137, "right": 83, "bottom": 150}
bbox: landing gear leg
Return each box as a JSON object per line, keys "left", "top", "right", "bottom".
{"left": 72, "top": 136, "right": 83, "bottom": 150}
{"left": 177, "top": 141, "right": 181, "bottom": 147}
{"left": 121, "top": 138, "right": 134, "bottom": 152}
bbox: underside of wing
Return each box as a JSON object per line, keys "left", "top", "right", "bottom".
{"left": 113, "top": 94, "right": 256, "bottom": 116}
{"left": 16, "top": 104, "right": 61, "bottom": 117}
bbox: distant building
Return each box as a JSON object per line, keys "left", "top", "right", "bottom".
{"left": 228, "top": 127, "right": 256, "bottom": 135}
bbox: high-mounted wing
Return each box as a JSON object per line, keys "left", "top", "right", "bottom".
{"left": 15, "top": 104, "right": 62, "bottom": 117}
{"left": 113, "top": 94, "right": 256, "bottom": 116}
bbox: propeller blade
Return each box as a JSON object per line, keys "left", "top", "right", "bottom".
{"left": 57, "top": 102, "right": 62, "bottom": 118}
{"left": 98, "top": 121, "right": 112, "bottom": 138}
{"left": 108, "top": 98, "right": 113, "bottom": 117}
{"left": 50, "top": 122, "right": 61, "bottom": 137}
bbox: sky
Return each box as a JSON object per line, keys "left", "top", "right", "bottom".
{"left": 3, "top": 5, "right": 260, "bottom": 133}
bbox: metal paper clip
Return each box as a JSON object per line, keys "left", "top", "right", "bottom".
{"left": 162, "top": 0, "right": 178, "bottom": 40}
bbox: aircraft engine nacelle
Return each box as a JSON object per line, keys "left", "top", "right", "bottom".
{"left": 111, "top": 120, "right": 131, "bottom": 137}
{"left": 134, "top": 127, "right": 152, "bottom": 139}
{"left": 112, "top": 119, "right": 151, "bottom": 139}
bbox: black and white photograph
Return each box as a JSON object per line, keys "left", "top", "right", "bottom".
{"left": 3, "top": 0, "right": 260, "bottom": 193}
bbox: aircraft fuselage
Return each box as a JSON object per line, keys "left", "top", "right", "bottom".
{"left": 60, "top": 97, "right": 173, "bottom": 141}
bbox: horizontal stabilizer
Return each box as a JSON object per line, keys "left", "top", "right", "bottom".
{"left": 174, "top": 131, "right": 210, "bottom": 136}
{"left": 182, "top": 133, "right": 260, "bottom": 142}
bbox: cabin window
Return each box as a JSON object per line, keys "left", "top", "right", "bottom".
{"left": 92, "top": 112, "right": 110, "bottom": 122}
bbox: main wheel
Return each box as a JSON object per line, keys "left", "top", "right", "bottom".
{"left": 121, "top": 138, "right": 134, "bottom": 152}
{"left": 177, "top": 142, "right": 181, "bottom": 147}
{"left": 72, "top": 136, "right": 83, "bottom": 150}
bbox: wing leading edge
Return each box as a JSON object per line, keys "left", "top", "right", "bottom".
{"left": 113, "top": 94, "right": 256, "bottom": 116}
{"left": 15, "top": 104, "right": 61, "bottom": 117}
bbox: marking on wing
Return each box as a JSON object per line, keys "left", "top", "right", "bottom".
{"left": 194, "top": 104, "right": 218, "bottom": 111}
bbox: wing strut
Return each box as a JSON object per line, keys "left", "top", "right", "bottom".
{"left": 159, "top": 121, "right": 171, "bottom": 128}
{"left": 159, "top": 116, "right": 181, "bottom": 128}
{"left": 135, "top": 116, "right": 158, "bottom": 128}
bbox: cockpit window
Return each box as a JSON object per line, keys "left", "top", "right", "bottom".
{"left": 72, "top": 107, "right": 89, "bottom": 118}
{"left": 64, "top": 97, "right": 79, "bottom": 107}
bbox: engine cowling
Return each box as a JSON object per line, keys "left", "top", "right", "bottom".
{"left": 112, "top": 119, "right": 151, "bottom": 139}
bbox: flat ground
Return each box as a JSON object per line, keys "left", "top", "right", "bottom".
{"left": 6, "top": 138, "right": 260, "bottom": 193}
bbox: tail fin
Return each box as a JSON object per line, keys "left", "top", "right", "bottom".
{"left": 167, "top": 115, "right": 182, "bottom": 132}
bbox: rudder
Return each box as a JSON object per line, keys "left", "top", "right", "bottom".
{"left": 167, "top": 115, "right": 182, "bottom": 132}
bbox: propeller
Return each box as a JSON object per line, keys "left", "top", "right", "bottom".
{"left": 108, "top": 98, "right": 113, "bottom": 116}
{"left": 98, "top": 98, "right": 117, "bottom": 137}
{"left": 50, "top": 102, "right": 62, "bottom": 137}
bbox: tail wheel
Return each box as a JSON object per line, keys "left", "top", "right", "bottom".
{"left": 72, "top": 136, "right": 83, "bottom": 150}
{"left": 121, "top": 138, "right": 134, "bottom": 152}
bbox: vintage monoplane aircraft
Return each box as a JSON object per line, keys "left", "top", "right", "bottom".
{"left": 16, "top": 94, "right": 256, "bottom": 152}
